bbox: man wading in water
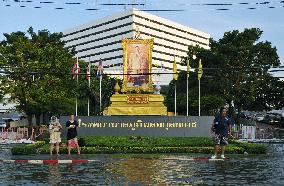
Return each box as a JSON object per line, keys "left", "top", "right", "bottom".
{"left": 211, "top": 107, "right": 232, "bottom": 159}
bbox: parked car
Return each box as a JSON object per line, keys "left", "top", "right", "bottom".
{"left": 263, "top": 112, "right": 284, "bottom": 126}
{"left": 240, "top": 111, "right": 253, "bottom": 120}
{"left": 255, "top": 113, "right": 265, "bottom": 122}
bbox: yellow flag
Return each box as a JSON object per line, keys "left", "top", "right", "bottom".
{"left": 198, "top": 59, "right": 203, "bottom": 80}
{"left": 187, "top": 58, "right": 190, "bottom": 78}
{"left": 173, "top": 57, "right": 178, "bottom": 80}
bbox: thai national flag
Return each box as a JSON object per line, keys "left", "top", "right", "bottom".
{"left": 97, "top": 59, "right": 103, "bottom": 79}
{"left": 86, "top": 63, "right": 91, "bottom": 80}
{"left": 72, "top": 57, "right": 80, "bottom": 79}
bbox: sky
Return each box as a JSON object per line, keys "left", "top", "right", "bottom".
{"left": 1, "top": 0, "right": 284, "bottom": 70}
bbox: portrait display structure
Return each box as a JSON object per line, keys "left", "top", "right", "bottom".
{"left": 121, "top": 38, "right": 154, "bottom": 93}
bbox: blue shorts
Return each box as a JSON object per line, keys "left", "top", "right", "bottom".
{"left": 214, "top": 134, "right": 228, "bottom": 145}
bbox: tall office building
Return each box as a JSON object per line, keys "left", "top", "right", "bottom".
{"left": 62, "top": 9, "right": 210, "bottom": 84}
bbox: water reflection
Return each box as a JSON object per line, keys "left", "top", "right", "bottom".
{"left": 48, "top": 165, "right": 61, "bottom": 185}
{"left": 0, "top": 144, "right": 283, "bottom": 185}
{"left": 106, "top": 157, "right": 169, "bottom": 185}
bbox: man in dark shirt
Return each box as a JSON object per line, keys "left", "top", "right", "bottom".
{"left": 211, "top": 107, "right": 232, "bottom": 159}
{"left": 66, "top": 114, "right": 80, "bottom": 155}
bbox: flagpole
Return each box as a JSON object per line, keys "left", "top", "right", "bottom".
{"left": 99, "top": 76, "right": 102, "bottom": 115}
{"left": 97, "top": 59, "right": 103, "bottom": 116}
{"left": 186, "top": 59, "right": 189, "bottom": 116}
{"left": 75, "top": 57, "right": 79, "bottom": 116}
{"left": 173, "top": 56, "right": 177, "bottom": 116}
{"left": 197, "top": 58, "right": 202, "bottom": 117}
{"left": 175, "top": 81, "right": 177, "bottom": 116}
{"left": 76, "top": 74, "right": 78, "bottom": 117}
{"left": 187, "top": 74, "right": 188, "bottom": 116}
{"left": 87, "top": 60, "right": 91, "bottom": 116}
{"left": 199, "top": 79, "right": 200, "bottom": 116}
{"left": 88, "top": 77, "right": 90, "bottom": 116}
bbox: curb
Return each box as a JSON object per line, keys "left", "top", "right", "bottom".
{"left": 0, "top": 159, "right": 98, "bottom": 164}
{"left": 162, "top": 157, "right": 225, "bottom": 161}
{"left": 0, "top": 157, "right": 225, "bottom": 164}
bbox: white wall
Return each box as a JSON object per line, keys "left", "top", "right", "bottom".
{"left": 63, "top": 9, "right": 210, "bottom": 85}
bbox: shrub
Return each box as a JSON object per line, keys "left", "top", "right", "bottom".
{"left": 230, "top": 141, "right": 267, "bottom": 154}
{"left": 11, "top": 137, "right": 267, "bottom": 155}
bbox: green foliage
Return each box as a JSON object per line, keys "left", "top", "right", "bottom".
{"left": 78, "top": 136, "right": 215, "bottom": 147}
{"left": 165, "top": 69, "right": 225, "bottom": 115}
{"left": 0, "top": 27, "right": 76, "bottom": 123}
{"left": 11, "top": 137, "right": 266, "bottom": 155}
{"left": 249, "top": 75, "right": 284, "bottom": 110}
{"left": 76, "top": 74, "right": 118, "bottom": 115}
{"left": 33, "top": 140, "right": 46, "bottom": 148}
{"left": 11, "top": 141, "right": 45, "bottom": 155}
{"left": 230, "top": 140, "right": 267, "bottom": 154}
{"left": 207, "top": 28, "right": 281, "bottom": 111}
{"left": 166, "top": 28, "right": 283, "bottom": 115}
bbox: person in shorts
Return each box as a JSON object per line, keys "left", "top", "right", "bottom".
{"left": 211, "top": 107, "right": 232, "bottom": 159}
{"left": 49, "top": 116, "right": 62, "bottom": 156}
{"left": 66, "top": 114, "right": 80, "bottom": 155}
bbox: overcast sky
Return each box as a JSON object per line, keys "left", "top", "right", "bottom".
{"left": 1, "top": 0, "right": 284, "bottom": 68}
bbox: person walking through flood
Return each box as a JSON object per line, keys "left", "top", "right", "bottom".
{"left": 211, "top": 107, "right": 232, "bottom": 159}
{"left": 66, "top": 114, "right": 80, "bottom": 155}
{"left": 49, "top": 116, "right": 62, "bottom": 156}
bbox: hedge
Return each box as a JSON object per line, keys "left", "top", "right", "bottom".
{"left": 11, "top": 136, "right": 267, "bottom": 155}
{"left": 11, "top": 141, "right": 46, "bottom": 155}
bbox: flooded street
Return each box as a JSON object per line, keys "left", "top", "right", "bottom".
{"left": 0, "top": 144, "right": 283, "bottom": 185}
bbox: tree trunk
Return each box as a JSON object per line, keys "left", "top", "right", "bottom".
{"left": 42, "top": 113, "right": 49, "bottom": 125}
{"left": 27, "top": 114, "right": 33, "bottom": 126}
{"left": 35, "top": 114, "right": 41, "bottom": 125}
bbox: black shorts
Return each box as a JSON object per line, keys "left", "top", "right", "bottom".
{"left": 214, "top": 134, "right": 228, "bottom": 145}
{"left": 67, "top": 132, "right": 77, "bottom": 140}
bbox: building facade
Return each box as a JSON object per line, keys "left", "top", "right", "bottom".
{"left": 269, "top": 66, "right": 284, "bottom": 81}
{"left": 62, "top": 9, "right": 210, "bottom": 84}
{"left": 0, "top": 94, "right": 17, "bottom": 113}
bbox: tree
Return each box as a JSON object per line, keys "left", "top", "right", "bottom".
{"left": 248, "top": 75, "right": 284, "bottom": 110}
{"left": 208, "top": 28, "right": 281, "bottom": 111}
{"left": 166, "top": 28, "right": 282, "bottom": 116}
{"left": 75, "top": 71, "right": 118, "bottom": 116}
{"left": 165, "top": 71, "right": 225, "bottom": 115}
{"left": 0, "top": 27, "right": 76, "bottom": 125}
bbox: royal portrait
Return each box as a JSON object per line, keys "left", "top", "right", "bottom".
{"left": 121, "top": 39, "right": 154, "bottom": 92}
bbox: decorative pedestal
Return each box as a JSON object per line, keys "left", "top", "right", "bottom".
{"left": 106, "top": 94, "right": 167, "bottom": 115}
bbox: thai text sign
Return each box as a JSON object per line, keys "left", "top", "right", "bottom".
{"left": 60, "top": 116, "right": 214, "bottom": 137}
{"left": 127, "top": 95, "right": 149, "bottom": 104}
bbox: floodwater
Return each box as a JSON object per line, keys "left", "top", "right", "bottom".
{"left": 0, "top": 144, "right": 284, "bottom": 185}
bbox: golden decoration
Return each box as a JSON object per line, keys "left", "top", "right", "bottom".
{"left": 107, "top": 94, "right": 167, "bottom": 115}
{"left": 134, "top": 25, "right": 141, "bottom": 39}
{"left": 114, "top": 80, "right": 120, "bottom": 94}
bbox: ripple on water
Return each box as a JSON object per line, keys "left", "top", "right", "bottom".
{"left": 0, "top": 144, "right": 283, "bottom": 185}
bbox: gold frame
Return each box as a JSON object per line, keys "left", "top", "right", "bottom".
{"left": 121, "top": 38, "right": 154, "bottom": 93}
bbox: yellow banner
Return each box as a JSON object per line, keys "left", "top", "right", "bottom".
{"left": 173, "top": 57, "right": 178, "bottom": 80}
{"left": 198, "top": 59, "right": 203, "bottom": 80}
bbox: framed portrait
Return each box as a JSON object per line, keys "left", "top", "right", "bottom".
{"left": 121, "top": 38, "right": 154, "bottom": 93}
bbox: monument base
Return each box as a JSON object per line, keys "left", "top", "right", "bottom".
{"left": 106, "top": 94, "right": 167, "bottom": 116}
